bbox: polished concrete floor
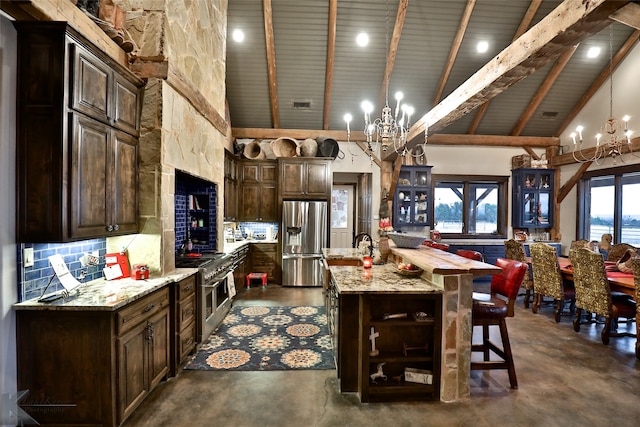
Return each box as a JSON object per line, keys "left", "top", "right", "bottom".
{"left": 122, "top": 285, "right": 640, "bottom": 427}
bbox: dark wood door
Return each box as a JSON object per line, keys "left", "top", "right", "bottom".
{"left": 112, "top": 130, "right": 139, "bottom": 234}
{"left": 281, "top": 162, "right": 305, "bottom": 196}
{"left": 224, "top": 176, "right": 237, "bottom": 221}
{"left": 117, "top": 321, "right": 149, "bottom": 424}
{"left": 240, "top": 183, "right": 261, "bottom": 220}
{"left": 148, "top": 308, "right": 170, "bottom": 389}
{"left": 71, "top": 113, "right": 110, "bottom": 239}
{"left": 261, "top": 183, "right": 278, "bottom": 221}
{"left": 306, "top": 161, "right": 330, "bottom": 197}
{"left": 113, "top": 74, "right": 141, "bottom": 135}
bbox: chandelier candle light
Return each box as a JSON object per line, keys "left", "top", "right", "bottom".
{"left": 344, "top": 0, "right": 416, "bottom": 156}
{"left": 570, "top": 27, "right": 637, "bottom": 164}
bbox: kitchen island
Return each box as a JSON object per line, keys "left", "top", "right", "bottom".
{"left": 328, "top": 244, "right": 501, "bottom": 403}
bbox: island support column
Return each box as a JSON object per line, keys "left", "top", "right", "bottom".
{"left": 433, "top": 272, "right": 473, "bottom": 402}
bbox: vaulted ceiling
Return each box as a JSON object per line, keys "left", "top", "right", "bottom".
{"left": 226, "top": 0, "right": 640, "bottom": 163}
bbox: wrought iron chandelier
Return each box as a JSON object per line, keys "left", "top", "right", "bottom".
{"left": 344, "top": 0, "right": 418, "bottom": 156}
{"left": 570, "top": 27, "right": 638, "bottom": 165}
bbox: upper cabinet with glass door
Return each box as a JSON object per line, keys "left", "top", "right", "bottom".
{"left": 512, "top": 168, "right": 554, "bottom": 229}
{"left": 393, "top": 166, "right": 432, "bottom": 229}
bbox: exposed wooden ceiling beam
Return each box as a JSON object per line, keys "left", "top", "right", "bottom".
{"left": 403, "top": 0, "right": 631, "bottom": 153}
{"left": 554, "top": 28, "right": 640, "bottom": 137}
{"left": 610, "top": 2, "right": 640, "bottom": 30}
{"left": 432, "top": 0, "right": 476, "bottom": 107}
{"left": 322, "top": 0, "right": 337, "bottom": 130}
{"left": 263, "top": 0, "right": 280, "bottom": 128}
{"left": 376, "top": 0, "right": 408, "bottom": 112}
{"left": 557, "top": 162, "right": 592, "bottom": 203}
{"left": 231, "top": 128, "right": 559, "bottom": 147}
{"left": 468, "top": 0, "right": 543, "bottom": 134}
{"left": 511, "top": 44, "right": 578, "bottom": 136}
{"left": 426, "top": 134, "right": 559, "bottom": 147}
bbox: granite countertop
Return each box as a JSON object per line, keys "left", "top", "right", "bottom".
{"left": 13, "top": 268, "right": 199, "bottom": 311}
{"left": 223, "top": 239, "right": 277, "bottom": 254}
{"left": 330, "top": 263, "right": 443, "bottom": 294}
{"left": 322, "top": 248, "right": 362, "bottom": 260}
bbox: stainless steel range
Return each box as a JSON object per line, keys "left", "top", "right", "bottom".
{"left": 175, "top": 252, "right": 235, "bottom": 342}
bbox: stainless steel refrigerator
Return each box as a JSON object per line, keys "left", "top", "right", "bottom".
{"left": 281, "top": 200, "right": 327, "bottom": 287}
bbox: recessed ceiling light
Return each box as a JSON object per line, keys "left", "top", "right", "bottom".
{"left": 356, "top": 32, "right": 369, "bottom": 47}
{"left": 232, "top": 29, "right": 245, "bottom": 43}
{"left": 477, "top": 41, "right": 489, "bottom": 53}
{"left": 587, "top": 46, "right": 601, "bottom": 58}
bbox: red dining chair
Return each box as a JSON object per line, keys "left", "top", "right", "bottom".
{"left": 455, "top": 249, "right": 484, "bottom": 262}
{"left": 471, "top": 258, "right": 527, "bottom": 389}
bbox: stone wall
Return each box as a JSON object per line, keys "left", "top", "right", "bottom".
{"left": 113, "top": 0, "right": 228, "bottom": 273}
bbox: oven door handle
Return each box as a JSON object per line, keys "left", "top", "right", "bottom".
{"left": 203, "top": 272, "right": 233, "bottom": 287}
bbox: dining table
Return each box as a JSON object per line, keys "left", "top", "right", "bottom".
{"left": 556, "top": 256, "right": 636, "bottom": 297}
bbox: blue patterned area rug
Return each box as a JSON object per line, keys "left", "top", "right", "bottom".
{"left": 184, "top": 305, "right": 336, "bottom": 371}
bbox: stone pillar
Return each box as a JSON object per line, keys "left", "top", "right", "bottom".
{"left": 434, "top": 273, "right": 473, "bottom": 402}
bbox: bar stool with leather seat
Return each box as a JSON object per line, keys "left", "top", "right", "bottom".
{"left": 422, "top": 241, "right": 450, "bottom": 252}
{"left": 569, "top": 248, "right": 636, "bottom": 345}
{"left": 505, "top": 239, "right": 534, "bottom": 309}
{"left": 471, "top": 258, "right": 528, "bottom": 389}
{"left": 455, "top": 249, "right": 484, "bottom": 262}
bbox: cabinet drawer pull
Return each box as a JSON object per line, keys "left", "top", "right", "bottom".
{"left": 183, "top": 284, "right": 194, "bottom": 292}
{"left": 113, "top": 224, "right": 120, "bottom": 231}
{"left": 143, "top": 303, "right": 155, "bottom": 313}
{"left": 186, "top": 308, "right": 194, "bottom": 316}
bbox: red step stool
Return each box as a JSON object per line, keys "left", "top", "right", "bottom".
{"left": 246, "top": 272, "right": 268, "bottom": 289}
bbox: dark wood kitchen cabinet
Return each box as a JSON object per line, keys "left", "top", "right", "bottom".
{"left": 14, "top": 22, "right": 143, "bottom": 242}
{"left": 224, "top": 151, "right": 239, "bottom": 221}
{"left": 279, "top": 158, "right": 332, "bottom": 199}
{"left": 116, "top": 289, "right": 170, "bottom": 423}
{"left": 239, "top": 160, "right": 278, "bottom": 221}
{"left": 171, "top": 273, "right": 197, "bottom": 375}
{"left": 16, "top": 287, "right": 171, "bottom": 426}
{"left": 250, "top": 242, "right": 280, "bottom": 284}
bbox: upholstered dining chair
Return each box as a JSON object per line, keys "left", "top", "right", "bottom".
{"left": 570, "top": 239, "right": 589, "bottom": 250}
{"left": 606, "top": 243, "right": 637, "bottom": 263}
{"left": 569, "top": 248, "right": 636, "bottom": 345}
{"left": 504, "top": 239, "right": 533, "bottom": 308}
{"left": 471, "top": 258, "right": 528, "bottom": 389}
{"left": 529, "top": 243, "right": 575, "bottom": 322}
{"left": 630, "top": 259, "right": 640, "bottom": 359}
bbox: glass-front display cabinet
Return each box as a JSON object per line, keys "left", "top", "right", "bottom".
{"left": 393, "top": 166, "right": 432, "bottom": 229}
{"left": 512, "top": 168, "right": 554, "bottom": 229}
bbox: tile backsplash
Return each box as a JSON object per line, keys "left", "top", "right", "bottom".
{"left": 19, "top": 239, "right": 107, "bottom": 302}
{"left": 175, "top": 170, "right": 217, "bottom": 252}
